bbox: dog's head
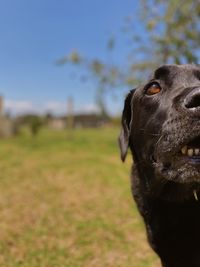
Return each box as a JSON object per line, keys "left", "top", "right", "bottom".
{"left": 119, "top": 64, "right": 200, "bottom": 200}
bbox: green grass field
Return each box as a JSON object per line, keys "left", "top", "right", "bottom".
{"left": 0, "top": 127, "right": 159, "bottom": 267}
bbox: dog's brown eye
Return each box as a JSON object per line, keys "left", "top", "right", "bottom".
{"left": 145, "top": 83, "right": 161, "bottom": 95}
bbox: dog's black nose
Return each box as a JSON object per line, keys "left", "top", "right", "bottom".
{"left": 184, "top": 88, "right": 200, "bottom": 110}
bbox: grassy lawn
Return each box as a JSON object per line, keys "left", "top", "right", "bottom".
{"left": 0, "top": 127, "right": 159, "bottom": 267}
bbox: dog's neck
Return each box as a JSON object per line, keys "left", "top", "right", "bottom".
{"left": 132, "top": 167, "right": 200, "bottom": 267}
{"left": 146, "top": 196, "right": 200, "bottom": 267}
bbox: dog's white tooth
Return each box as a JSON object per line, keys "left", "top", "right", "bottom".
{"left": 181, "top": 146, "right": 187, "bottom": 155}
{"left": 195, "top": 148, "right": 200, "bottom": 155}
{"left": 187, "top": 149, "right": 194, "bottom": 157}
{"left": 194, "top": 190, "right": 199, "bottom": 201}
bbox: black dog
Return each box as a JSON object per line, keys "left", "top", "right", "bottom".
{"left": 119, "top": 64, "right": 200, "bottom": 267}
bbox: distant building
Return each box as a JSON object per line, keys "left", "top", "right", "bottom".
{"left": 47, "top": 113, "right": 109, "bottom": 130}
{"left": 0, "top": 116, "right": 14, "bottom": 137}
{"left": 71, "top": 114, "right": 109, "bottom": 128}
{"left": 48, "top": 117, "right": 66, "bottom": 130}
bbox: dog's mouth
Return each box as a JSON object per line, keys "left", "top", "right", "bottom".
{"left": 153, "top": 134, "right": 200, "bottom": 190}
{"left": 153, "top": 135, "right": 200, "bottom": 201}
{"left": 154, "top": 135, "right": 200, "bottom": 165}
{"left": 180, "top": 136, "right": 200, "bottom": 163}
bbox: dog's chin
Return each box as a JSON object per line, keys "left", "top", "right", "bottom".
{"left": 153, "top": 154, "right": 200, "bottom": 201}
{"left": 157, "top": 157, "right": 200, "bottom": 183}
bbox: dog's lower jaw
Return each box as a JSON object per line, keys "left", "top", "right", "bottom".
{"left": 133, "top": 160, "right": 200, "bottom": 202}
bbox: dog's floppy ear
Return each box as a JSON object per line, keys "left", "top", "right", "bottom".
{"left": 119, "top": 89, "right": 135, "bottom": 161}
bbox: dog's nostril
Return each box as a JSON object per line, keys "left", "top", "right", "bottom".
{"left": 185, "top": 94, "right": 200, "bottom": 109}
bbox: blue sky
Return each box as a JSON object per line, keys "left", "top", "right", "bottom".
{"left": 0, "top": 0, "right": 139, "bottom": 115}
